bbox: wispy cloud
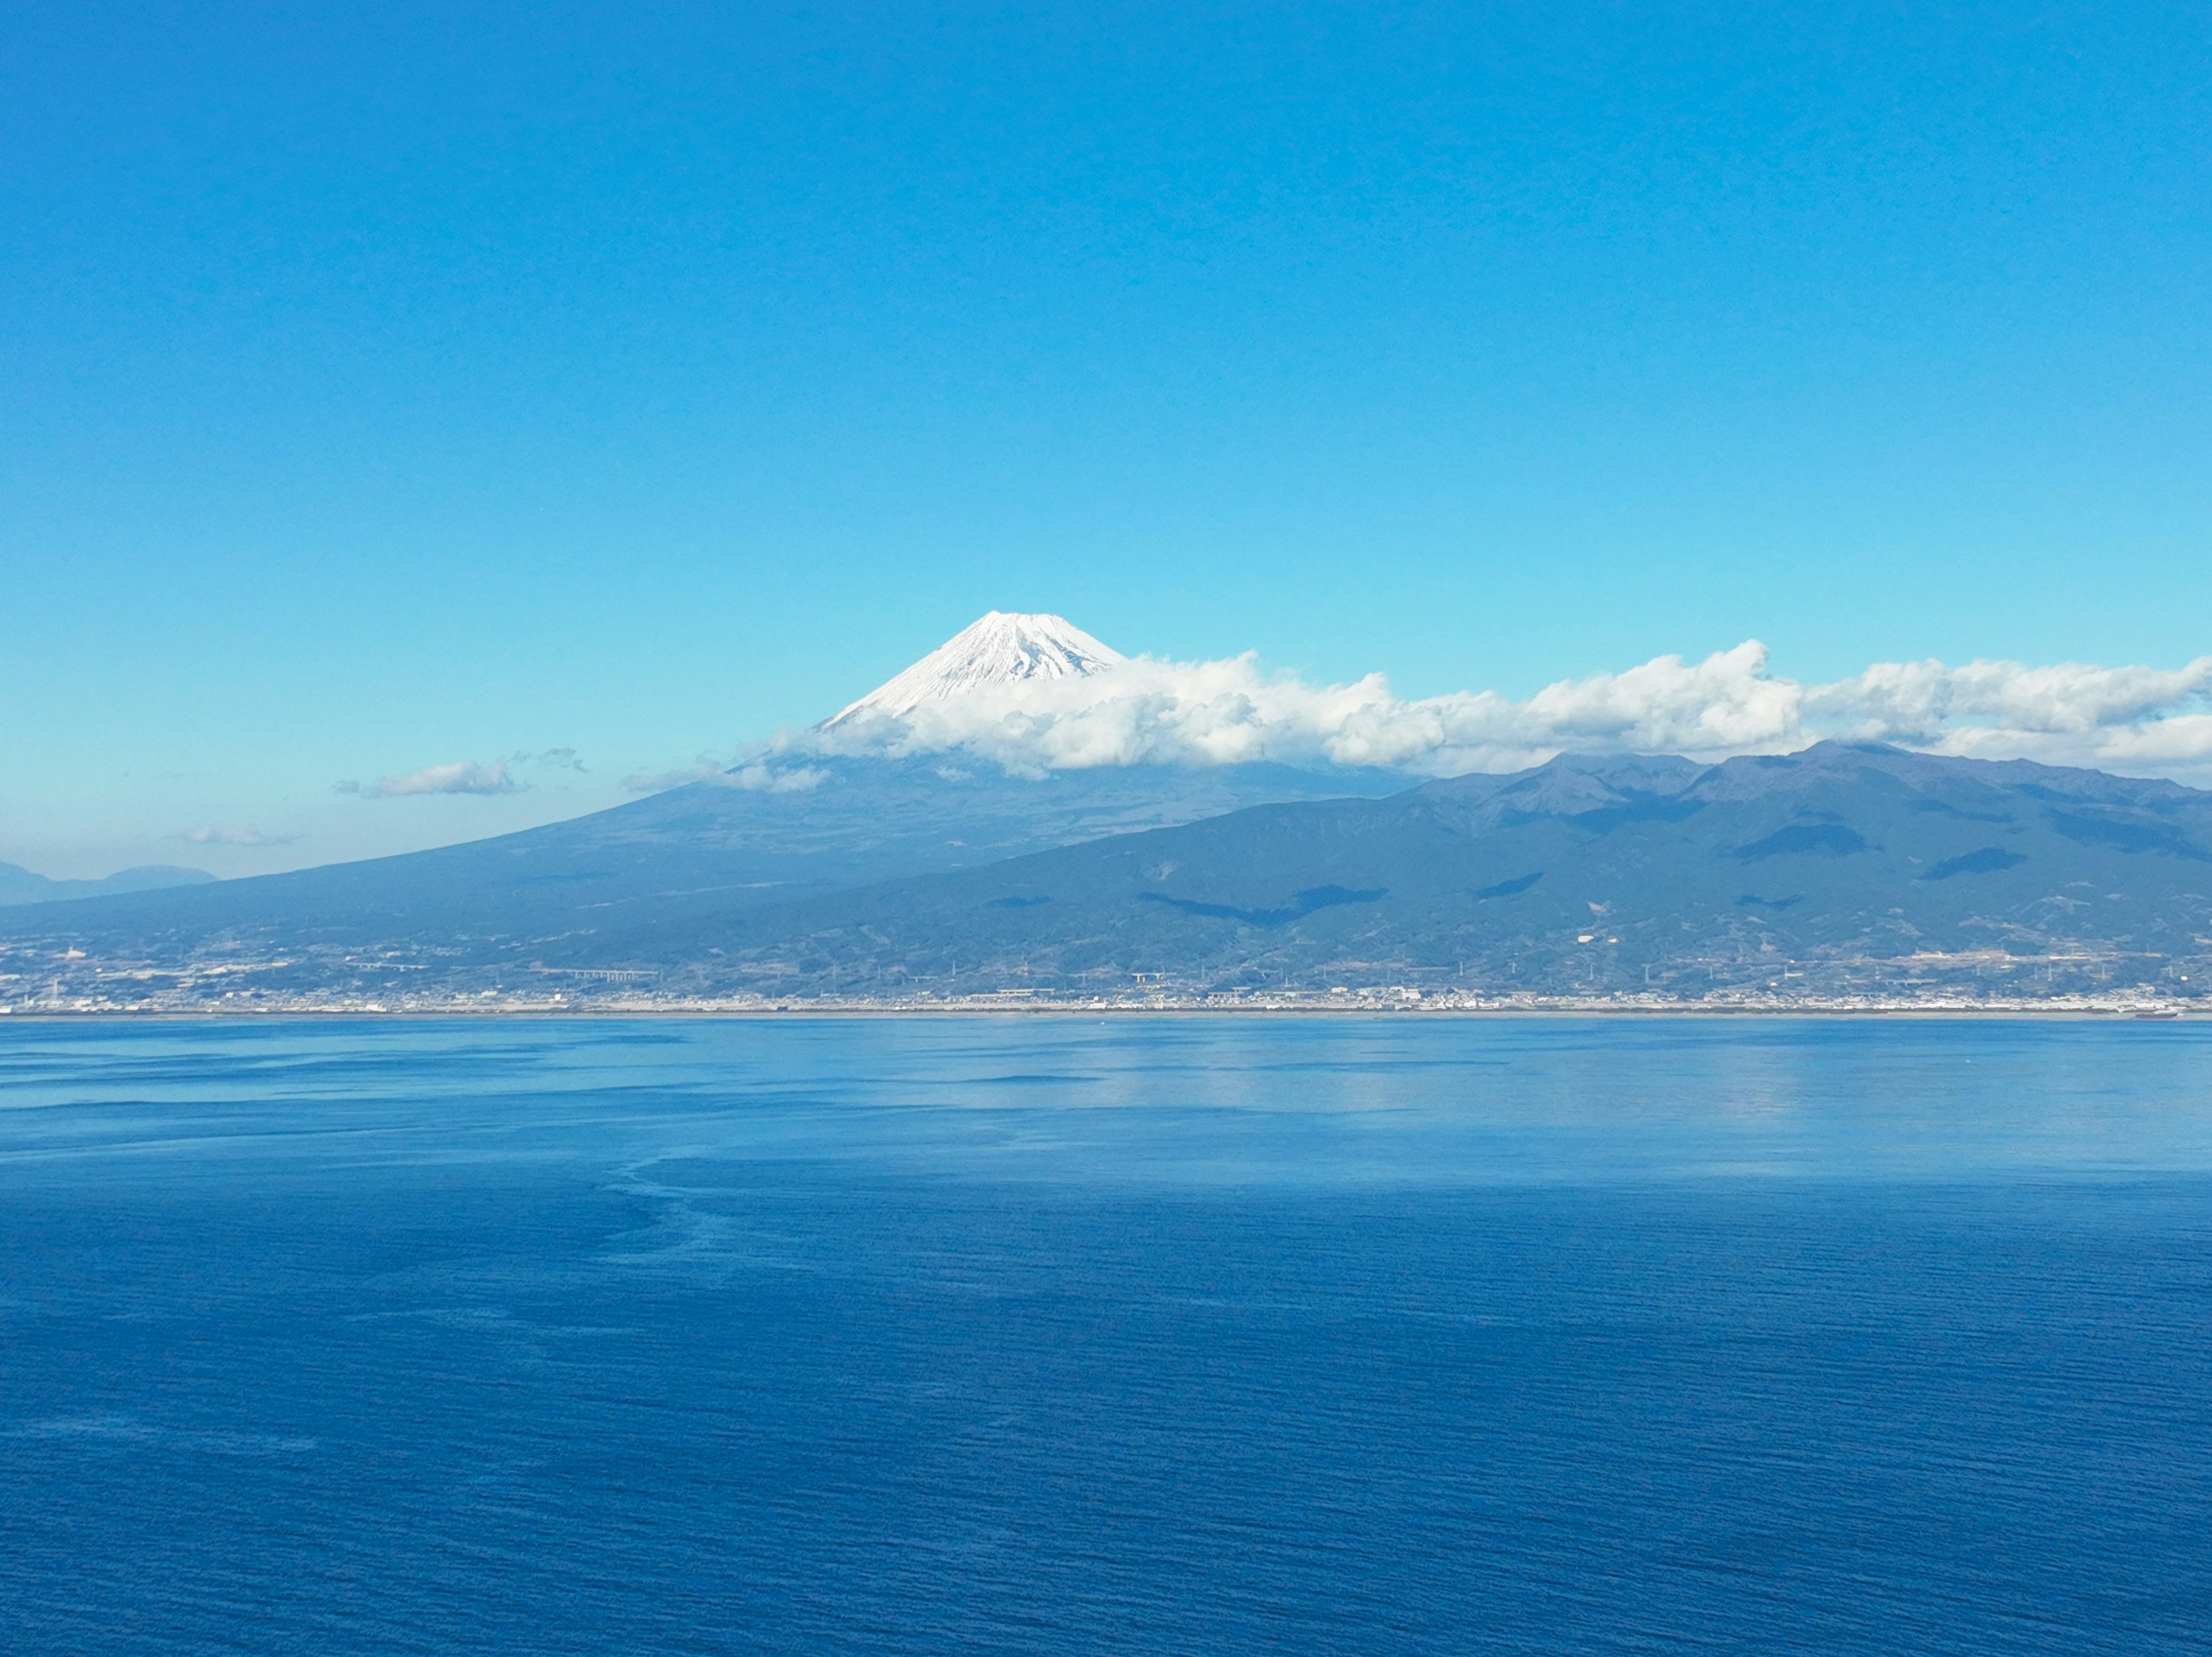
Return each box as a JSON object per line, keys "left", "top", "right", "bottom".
{"left": 512, "top": 747, "right": 586, "bottom": 772}
{"left": 778, "top": 645, "right": 2212, "bottom": 786}
{"left": 623, "top": 761, "right": 826, "bottom": 794}
{"left": 332, "top": 748, "right": 584, "bottom": 798}
{"left": 175, "top": 826, "right": 302, "bottom": 847}
{"left": 342, "top": 760, "right": 527, "bottom": 798}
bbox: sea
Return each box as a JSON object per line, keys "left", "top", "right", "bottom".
{"left": 2, "top": 1015, "right": 2209, "bottom": 1655}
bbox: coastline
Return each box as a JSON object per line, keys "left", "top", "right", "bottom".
{"left": 1, "top": 997, "right": 2200, "bottom": 1022}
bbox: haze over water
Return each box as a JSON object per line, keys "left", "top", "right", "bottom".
{"left": 5, "top": 1017, "right": 2209, "bottom": 1653}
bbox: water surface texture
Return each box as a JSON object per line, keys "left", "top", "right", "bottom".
{"left": 3, "top": 1017, "right": 2209, "bottom": 1654}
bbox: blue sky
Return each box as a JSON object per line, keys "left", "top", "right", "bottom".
{"left": 5, "top": 2, "right": 2209, "bottom": 875}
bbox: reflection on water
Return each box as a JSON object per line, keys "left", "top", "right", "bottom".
{"left": 3, "top": 1014, "right": 2209, "bottom": 1182}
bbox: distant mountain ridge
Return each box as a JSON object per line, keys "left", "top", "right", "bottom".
{"left": 567, "top": 742, "right": 2212, "bottom": 1002}
{"left": 5, "top": 743, "right": 2208, "bottom": 1007}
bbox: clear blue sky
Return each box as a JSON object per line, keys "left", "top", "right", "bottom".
{"left": 5, "top": 2, "right": 2209, "bottom": 875}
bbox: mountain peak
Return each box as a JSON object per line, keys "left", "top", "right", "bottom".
{"left": 828, "top": 612, "right": 1126, "bottom": 725}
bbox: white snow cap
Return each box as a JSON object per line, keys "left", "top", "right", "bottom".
{"left": 828, "top": 611, "right": 1126, "bottom": 725}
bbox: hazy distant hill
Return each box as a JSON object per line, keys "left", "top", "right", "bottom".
{"left": 0, "top": 862, "right": 213, "bottom": 908}
{"left": 594, "top": 744, "right": 2212, "bottom": 1000}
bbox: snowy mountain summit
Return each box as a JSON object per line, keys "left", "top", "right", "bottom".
{"left": 827, "top": 611, "right": 1126, "bottom": 725}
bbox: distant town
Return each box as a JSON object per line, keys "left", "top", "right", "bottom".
{"left": 3, "top": 942, "right": 2195, "bottom": 1019}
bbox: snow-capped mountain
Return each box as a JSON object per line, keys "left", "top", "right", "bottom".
{"left": 827, "top": 611, "right": 1125, "bottom": 725}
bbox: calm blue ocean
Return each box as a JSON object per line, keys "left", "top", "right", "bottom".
{"left": 3, "top": 1016, "right": 2209, "bottom": 1654}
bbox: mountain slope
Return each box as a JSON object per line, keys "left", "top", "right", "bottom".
{"left": 612, "top": 744, "right": 2212, "bottom": 1000}
{"left": 0, "top": 756, "right": 1411, "bottom": 986}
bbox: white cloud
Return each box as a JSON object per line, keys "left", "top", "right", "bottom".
{"left": 1805, "top": 657, "right": 2212, "bottom": 742}
{"left": 354, "top": 760, "right": 525, "bottom": 798}
{"left": 176, "top": 826, "right": 301, "bottom": 847}
{"left": 768, "top": 645, "right": 2212, "bottom": 786}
